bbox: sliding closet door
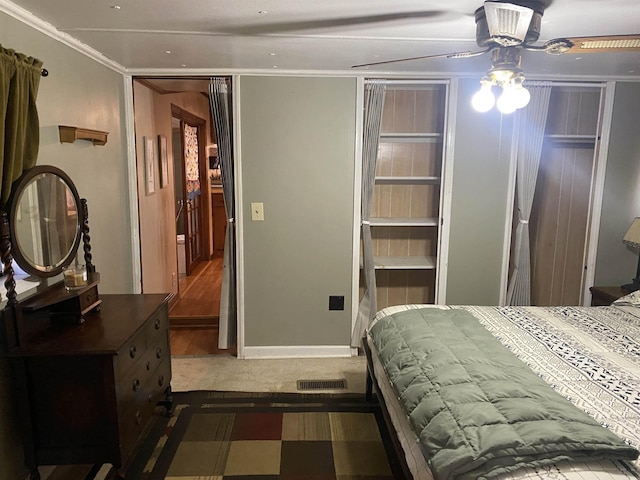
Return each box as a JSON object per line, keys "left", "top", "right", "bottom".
{"left": 529, "top": 86, "right": 603, "bottom": 306}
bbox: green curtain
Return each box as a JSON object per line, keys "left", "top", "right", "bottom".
{"left": 0, "top": 44, "right": 42, "bottom": 208}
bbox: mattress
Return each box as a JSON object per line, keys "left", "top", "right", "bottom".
{"left": 366, "top": 303, "right": 640, "bottom": 479}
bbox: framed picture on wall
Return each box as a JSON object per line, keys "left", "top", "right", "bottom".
{"left": 158, "top": 135, "right": 169, "bottom": 188}
{"left": 144, "top": 136, "right": 155, "bottom": 195}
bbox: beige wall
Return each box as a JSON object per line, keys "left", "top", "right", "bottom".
{"left": 132, "top": 82, "right": 213, "bottom": 295}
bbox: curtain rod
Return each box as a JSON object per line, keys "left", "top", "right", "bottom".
{"left": 41, "top": 68, "right": 48, "bottom": 77}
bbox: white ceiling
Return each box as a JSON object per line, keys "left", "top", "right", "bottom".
{"left": 4, "top": 0, "right": 640, "bottom": 83}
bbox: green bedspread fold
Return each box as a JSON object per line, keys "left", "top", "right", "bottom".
{"left": 368, "top": 307, "right": 638, "bottom": 480}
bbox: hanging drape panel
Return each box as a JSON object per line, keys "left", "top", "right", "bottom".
{"left": 0, "top": 45, "right": 42, "bottom": 207}
{"left": 507, "top": 81, "right": 553, "bottom": 306}
{"left": 209, "top": 77, "right": 236, "bottom": 349}
{"left": 351, "top": 80, "right": 386, "bottom": 348}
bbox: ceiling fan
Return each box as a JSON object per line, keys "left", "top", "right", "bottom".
{"left": 352, "top": 0, "right": 640, "bottom": 113}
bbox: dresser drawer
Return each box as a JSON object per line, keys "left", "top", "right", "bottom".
{"left": 118, "top": 334, "right": 170, "bottom": 409}
{"left": 117, "top": 306, "right": 168, "bottom": 377}
{"left": 145, "top": 306, "right": 169, "bottom": 350}
{"left": 119, "top": 358, "right": 172, "bottom": 456}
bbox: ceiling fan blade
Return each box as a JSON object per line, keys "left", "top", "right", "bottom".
{"left": 224, "top": 10, "right": 469, "bottom": 35}
{"left": 545, "top": 34, "right": 640, "bottom": 54}
{"left": 351, "top": 49, "right": 490, "bottom": 68}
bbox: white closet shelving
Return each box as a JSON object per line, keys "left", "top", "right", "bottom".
{"left": 365, "top": 81, "right": 448, "bottom": 308}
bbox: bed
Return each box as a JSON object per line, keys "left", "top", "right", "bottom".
{"left": 364, "top": 292, "right": 640, "bottom": 480}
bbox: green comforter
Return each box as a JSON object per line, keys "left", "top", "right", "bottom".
{"left": 368, "top": 307, "right": 638, "bottom": 480}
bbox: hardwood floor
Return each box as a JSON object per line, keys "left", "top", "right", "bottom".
{"left": 169, "top": 258, "right": 222, "bottom": 324}
{"left": 169, "top": 258, "right": 236, "bottom": 356}
{"left": 170, "top": 327, "right": 234, "bottom": 355}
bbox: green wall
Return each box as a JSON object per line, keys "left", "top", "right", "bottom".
{"left": 1, "top": 10, "right": 129, "bottom": 479}
{"left": 445, "top": 78, "right": 514, "bottom": 305}
{"left": 240, "top": 76, "right": 357, "bottom": 347}
{"left": 595, "top": 82, "right": 640, "bottom": 286}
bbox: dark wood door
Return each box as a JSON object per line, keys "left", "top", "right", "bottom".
{"left": 174, "top": 113, "right": 207, "bottom": 276}
{"left": 186, "top": 194, "right": 202, "bottom": 271}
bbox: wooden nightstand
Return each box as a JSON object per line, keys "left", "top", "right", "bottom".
{"left": 589, "top": 286, "right": 629, "bottom": 306}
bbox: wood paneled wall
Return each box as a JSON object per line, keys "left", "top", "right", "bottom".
{"left": 530, "top": 87, "right": 601, "bottom": 306}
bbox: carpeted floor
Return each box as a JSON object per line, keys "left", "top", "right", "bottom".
{"left": 170, "top": 355, "right": 368, "bottom": 394}
{"left": 123, "top": 390, "right": 402, "bottom": 480}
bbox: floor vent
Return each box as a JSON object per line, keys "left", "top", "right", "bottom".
{"left": 297, "top": 379, "right": 347, "bottom": 391}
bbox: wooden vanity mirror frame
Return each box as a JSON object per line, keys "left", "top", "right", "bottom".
{"left": 7, "top": 165, "right": 83, "bottom": 278}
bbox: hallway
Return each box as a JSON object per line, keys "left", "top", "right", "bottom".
{"left": 169, "top": 258, "right": 236, "bottom": 356}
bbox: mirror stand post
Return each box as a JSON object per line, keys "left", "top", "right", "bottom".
{"left": 0, "top": 211, "right": 21, "bottom": 350}
{"left": 81, "top": 199, "right": 95, "bottom": 273}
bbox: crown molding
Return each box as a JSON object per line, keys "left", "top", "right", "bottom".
{"left": 0, "top": 0, "right": 125, "bottom": 74}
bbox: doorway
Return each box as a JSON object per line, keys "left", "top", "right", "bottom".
{"left": 171, "top": 104, "right": 209, "bottom": 276}
{"left": 132, "top": 77, "right": 233, "bottom": 356}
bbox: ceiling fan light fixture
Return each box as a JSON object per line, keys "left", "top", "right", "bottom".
{"left": 483, "top": 1, "right": 534, "bottom": 46}
{"left": 472, "top": 81, "right": 496, "bottom": 112}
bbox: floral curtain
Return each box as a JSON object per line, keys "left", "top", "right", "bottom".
{"left": 0, "top": 44, "right": 43, "bottom": 208}
{"left": 183, "top": 124, "right": 201, "bottom": 199}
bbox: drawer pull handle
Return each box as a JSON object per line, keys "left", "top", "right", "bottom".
{"left": 135, "top": 410, "right": 142, "bottom": 425}
{"left": 129, "top": 346, "right": 137, "bottom": 358}
{"left": 156, "top": 347, "right": 163, "bottom": 359}
{"left": 155, "top": 318, "right": 161, "bottom": 330}
{"left": 158, "top": 375, "right": 164, "bottom": 387}
{"left": 132, "top": 379, "right": 141, "bottom": 392}
{"left": 146, "top": 361, "right": 151, "bottom": 371}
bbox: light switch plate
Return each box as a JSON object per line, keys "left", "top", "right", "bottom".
{"left": 251, "top": 202, "right": 264, "bottom": 221}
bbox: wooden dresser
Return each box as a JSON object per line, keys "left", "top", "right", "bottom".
{"left": 4, "top": 294, "right": 172, "bottom": 480}
{"left": 589, "top": 286, "right": 628, "bottom": 306}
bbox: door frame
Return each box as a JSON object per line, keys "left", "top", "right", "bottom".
{"left": 171, "top": 104, "right": 211, "bottom": 275}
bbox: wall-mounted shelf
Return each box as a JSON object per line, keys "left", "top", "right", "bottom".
{"left": 59, "top": 125, "right": 108, "bottom": 146}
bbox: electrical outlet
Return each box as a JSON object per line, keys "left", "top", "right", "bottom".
{"left": 329, "top": 295, "right": 344, "bottom": 311}
{"left": 171, "top": 272, "right": 176, "bottom": 287}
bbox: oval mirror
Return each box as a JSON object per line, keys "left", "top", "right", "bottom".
{"left": 8, "top": 165, "right": 82, "bottom": 278}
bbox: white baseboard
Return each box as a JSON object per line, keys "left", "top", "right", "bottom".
{"left": 241, "top": 345, "right": 353, "bottom": 359}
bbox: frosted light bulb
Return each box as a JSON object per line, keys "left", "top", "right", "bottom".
{"left": 471, "top": 84, "right": 495, "bottom": 112}
{"left": 497, "top": 87, "right": 518, "bottom": 114}
{"left": 512, "top": 85, "right": 531, "bottom": 109}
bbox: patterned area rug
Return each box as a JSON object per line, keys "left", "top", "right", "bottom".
{"left": 124, "top": 391, "right": 402, "bottom": 479}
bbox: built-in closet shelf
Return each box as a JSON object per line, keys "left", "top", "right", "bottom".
{"left": 375, "top": 176, "right": 440, "bottom": 185}
{"left": 371, "top": 217, "right": 438, "bottom": 227}
{"left": 545, "top": 134, "right": 597, "bottom": 146}
{"left": 374, "top": 256, "right": 436, "bottom": 270}
{"left": 379, "top": 132, "right": 443, "bottom": 143}
{"left": 58, "top": 125, "right": 109, "bottom": 146}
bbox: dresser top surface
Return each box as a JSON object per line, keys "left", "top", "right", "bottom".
{"left": 5, "top": 294, "right": 170, "bottom": 357}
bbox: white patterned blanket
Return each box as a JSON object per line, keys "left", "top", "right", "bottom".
{"left": 369, "top": 304, "right": 640, "bottom": 479}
